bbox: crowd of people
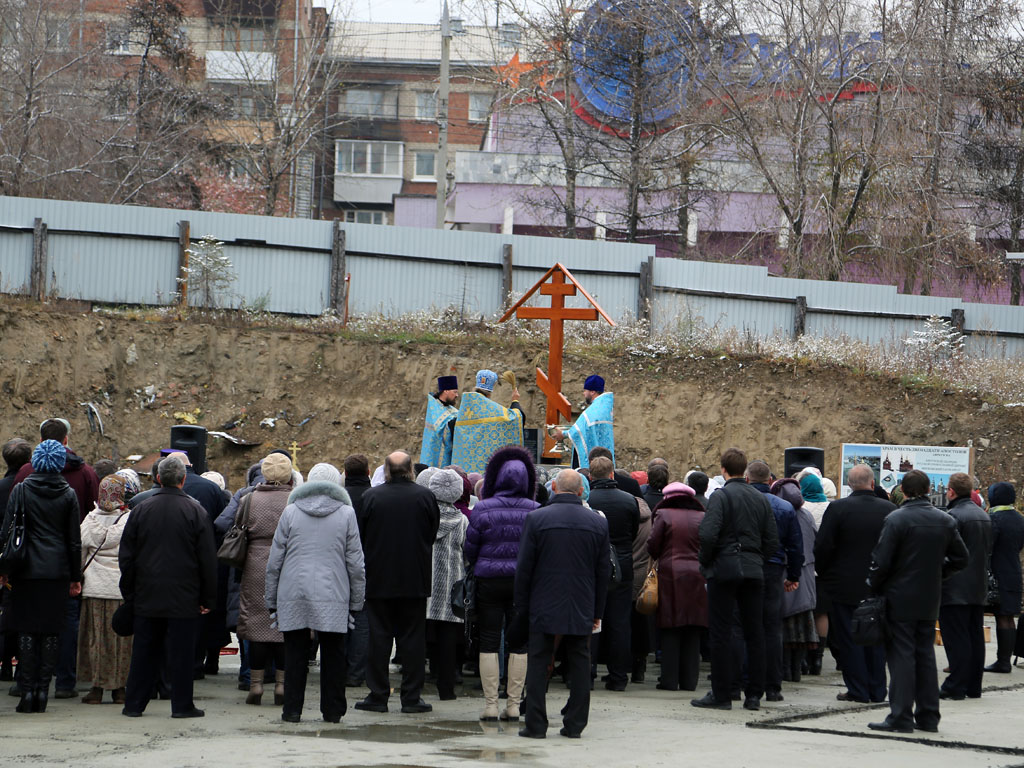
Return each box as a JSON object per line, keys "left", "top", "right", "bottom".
{"left": 0, "top": 415, "right": 1023, "bottom": 740}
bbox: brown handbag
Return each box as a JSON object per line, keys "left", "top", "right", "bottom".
{"left": 635, "top": 562, "right": 659, "bottom": 615}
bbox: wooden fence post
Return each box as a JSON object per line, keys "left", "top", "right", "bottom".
{"left": 951, "top": 308, "right": 966, "bottom": 335}
{"left": 638, "top": 255, "right": 654, "bottom": 330}
{"left": 501, "top": 243, "right": 513, "bottom": 309}
{"left": 177, "top": 220, "right": 191, "bottom": 307}
{"left": 330, "top": 221, "right": 347, "bottom": 314}
{"left": 794, "top": 295, "right": 807, "bottom": 338}
{"left": 31, "top": 218, "right": 48, "bottom": 301}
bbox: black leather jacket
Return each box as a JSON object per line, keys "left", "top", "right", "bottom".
{"left": 941, "top": 496, "right": 993, "bottom": 606}
{"left": 868, "top": 497, "right": 969, "bottom": 621}
{"left": 1, "top": 472, "right": 81, "bottom": 581}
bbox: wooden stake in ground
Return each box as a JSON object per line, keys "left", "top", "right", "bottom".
{"left": 498, "top": 263, "right": 614, "bottom": 459}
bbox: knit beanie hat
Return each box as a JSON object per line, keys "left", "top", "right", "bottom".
{"left": 308, "top": 462, "right": 342, "bottom": 486}
{"left": 429, "top": 468, "right": 464, "bottom": 503}
{"left": 32, "top": 439, "right": 66, "bottom": 473}
{"left": 988, "top": 482, "right": 1016, "bottom": 507}
{"left": 261, "top": 452, "right": 293, "bottom": 484}
{"left": 416, "top": 466, "right": 439, "bottom": 489}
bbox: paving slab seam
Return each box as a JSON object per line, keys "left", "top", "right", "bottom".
{"left": 747, "top": 723, "right": 1024, "bottom": 757}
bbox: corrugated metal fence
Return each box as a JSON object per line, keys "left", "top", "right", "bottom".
{"left": 2, "top": 196, "right": 1023, "bottom": 357}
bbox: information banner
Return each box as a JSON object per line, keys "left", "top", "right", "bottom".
{"left": 840, "top": 443, "right": 972, "bottom": 507}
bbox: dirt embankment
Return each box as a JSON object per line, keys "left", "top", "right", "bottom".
{"left": 0, "top": 305, "right": 1021, "bottom": 490}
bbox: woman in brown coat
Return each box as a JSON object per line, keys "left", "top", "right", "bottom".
{"left": 648, "top": 482, "right": 707, "bottom": 691}
{"left": 237, "top": 453, "right": 293, "bottom": 705}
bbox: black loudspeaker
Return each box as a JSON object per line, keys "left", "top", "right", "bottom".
{"left": 784, "top": 447, "right": 825, "bottom": 479}
{"left": 170, "top": 425, "right": 208, "bottom": 474}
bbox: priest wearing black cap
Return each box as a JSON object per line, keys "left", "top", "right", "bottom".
{"left": 419, "top": 376, "right": 460, "bottom": 468}
{"left": 550, "top": 375, "right": 615, "bottom": 469}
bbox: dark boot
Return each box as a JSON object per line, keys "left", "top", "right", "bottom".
{"left": 791, "top": 647, "right": 805, "bottom": 683}
{"left": 35, "top": 635, "right": 59, "bottom": 713}
{"left": 986, "top": 628, "right": 1015, "bottom": 673}
{"left": 14, "top": 635, "right": 37, "bottom": 714}
{"left": 806, "top": 645, "right": 823, "bottom": 676}
{"left": 631, "top": 655, "right": 647, "bottom": 684}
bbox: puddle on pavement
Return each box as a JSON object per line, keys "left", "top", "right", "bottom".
{"left": 283, "top": 723, "right": 475, "bottom": 743}
{"left": 442, "top": 747, "right": 531, "bottom": 762}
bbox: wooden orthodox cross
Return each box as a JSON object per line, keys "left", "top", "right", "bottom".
{"left": 498, "top": 263, "right": 614, "bottom": 459}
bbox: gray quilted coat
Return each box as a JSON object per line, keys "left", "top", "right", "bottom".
{"left": 265, "top": 481, "right": 366, "bottom": 633}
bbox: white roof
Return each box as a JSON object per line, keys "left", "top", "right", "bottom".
{"left": 329, "top": 20, "right": 534, "bottom": 66}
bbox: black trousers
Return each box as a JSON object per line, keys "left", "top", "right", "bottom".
{"left": 283, "top": 629, "right": 346, "bottom": 720}
{"left": 762, "top": 563, "right": 785, "bottom": 695}
{"left": 476, "top": 577, "right": 525, "bottom": 654}
{"left": 600, "top": 580, "right": 632, "bottom": 686}
{"left": 427, "top": 619, "right": 461, "bottom": 697}
{"left": 365, "top": 598, "right": 426, "bottom": 706}
{"left": 524, "top": 632, "right": 591, "bottom": 736}
{"left": 248, "top": 641, "right": 286, "bottom": 671}
{"left": 708, "top": 577, "right": 765, "bottom": 701}
{"left": 124, "top": 616, "right": 198, "bottom": 715}
{"left": 659, "top": 626, "right": 702, "bottom": 690}
{"left": 939, "top": 604, "right": 985, "bottom": 698}
{"left": 831, "top": 601, "right": 887, "bottom": 702}
{"left": 885, "top": 618, "right": 940, "bottom": 730}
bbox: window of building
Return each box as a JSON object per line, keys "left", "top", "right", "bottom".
{"left": 209, "top": 83, "right": 273, "bottom": 119}
{"left": 106, "top": 24, "right": 131, "bottom": 55}
{"left": 415, "top": 91, "right": 437, "bottom": 120}
{"left": 468, "top": 92, "right": 491, "bottom": 123}
{"left": 414, "top": 151, "right": 436, "bottom": 179}
{"left": 45, "top": 17, "right": 70, "bottom": 50}
{"left": 336, "top": 141, "right": 403, "bottom": 176}
{"left": 499, "top": 23, "right": 521, "bottom": 47}
{"left": 215, "top": 20, "right": 271, "bottom": 52}
{"left": 344, "top": 210, "right": 385, "bottom": 224}
{"left": 341, "top": 88, "right": 398, "bottom": 119}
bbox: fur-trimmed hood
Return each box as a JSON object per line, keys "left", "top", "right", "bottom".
{"left": 481, "top": 445, "right": 536, "bottom": 500}
{"left": 287, "top": 481, "right": 352, "bottom": 517}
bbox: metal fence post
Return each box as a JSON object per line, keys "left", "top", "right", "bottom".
{"left": 638, "top": 255, "right": 654, "bottom": 330}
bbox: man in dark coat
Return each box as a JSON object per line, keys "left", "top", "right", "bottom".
{"left": 939, "top": 472, "right": 992, "bottom": 700}
{"left": 692, "top": 448, "right": 779, "bottom": 712}
{"left": 13, "top": 419, "right": 99, "bottom": 699}
{"left": 867, "top": 470, "right": 969, "bottom": 733}
{"left": 588, "top": 456, "right": 639, "bottom": 691}
{"left": 343, "top": 453, "right": 371, "bottom": 687}
{"left": 515, "top": 469, "right": 611, "bottom": 739}
{"left": 118, "top": 455, "right": 217, "bottom": 719}
{"left": 746, "top": 460, "right": 802, "bottom": 702}
{"left": 355, "top": 451, "right": 440, "bottom": 714}
{"left": 815, "top": 463, "right": 896, "bottom": 704}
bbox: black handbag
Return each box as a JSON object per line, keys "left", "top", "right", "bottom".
{"left": 986, "top": 570, "right": 1001, "bottom": 611}
{"left": 217, "top": 494, "right": 252, "bottom": 569}
{"left": 851, "top": 596, "right": 888, "bottom": 646}
{"left": 450, "top": 571, "right": 475, "bottom": 619}
{"left": 111, "top": 601, "right": 135, "bottom": 637}
{"left": 0, "top": 485, "right": 28, "bottom": 576}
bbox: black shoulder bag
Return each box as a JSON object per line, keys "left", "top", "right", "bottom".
{"left": 0, "top": 485, "right": 28, "bottom": 576}
{"left": 712, "top": 486, "right": 744, "bottom": 582}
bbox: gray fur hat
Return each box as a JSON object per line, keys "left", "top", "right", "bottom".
{"left": 429, "top": 468, "right": 464, "bottom": 503}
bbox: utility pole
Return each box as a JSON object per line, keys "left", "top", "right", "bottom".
{"left": 436, "top": 0, "right": 451, "bottom": 229}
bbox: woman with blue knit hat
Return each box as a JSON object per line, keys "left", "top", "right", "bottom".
{"left": 550, "top": 374, "right": 615, "bottom": 469}
{"left": 0, "top": 440, "right": 82, "bottom": 713}
{"left": 985, "top": 482, "right": 1024, "bottom": 673}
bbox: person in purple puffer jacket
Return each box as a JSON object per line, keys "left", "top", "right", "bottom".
{"left": 464, "top": 446, "right": 540, "bottom": 722}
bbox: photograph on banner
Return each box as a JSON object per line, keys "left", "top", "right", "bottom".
{"left": 840, "top": 443, "right": 972, "bottom": 508}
